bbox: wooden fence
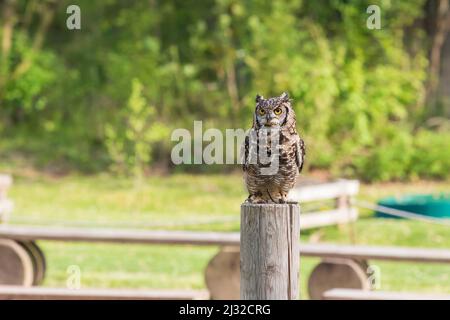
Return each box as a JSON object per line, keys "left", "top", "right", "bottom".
{"left": 1, "top": 175, "right": 449, "bottom": 300}
{"left": 1, "top": 224, "right": 450, "bottom": 299}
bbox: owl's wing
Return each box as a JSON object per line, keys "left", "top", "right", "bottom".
{"left": 241, "top": 134, "right": 249, "bottom": 172}
{"left": 295, "top": 137, "right": 305, "bottom": 173}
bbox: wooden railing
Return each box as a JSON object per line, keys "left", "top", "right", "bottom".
{"left": 292, "top": 180, "right": 359, "bottom": 229}
{"left": 0, "top": 175, "right": 447, "bottom": 300}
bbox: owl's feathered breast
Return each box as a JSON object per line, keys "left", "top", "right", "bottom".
{"left": 243, "top": 127, "right": 305, "bottom": 195}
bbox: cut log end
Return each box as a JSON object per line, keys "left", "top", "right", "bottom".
{"left": 0, "top": 239, "right": 34, "bottom": 287}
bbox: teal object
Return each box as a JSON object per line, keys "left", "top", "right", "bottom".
{"left": 375, "top": 193, "right": 450, "bottom": 219}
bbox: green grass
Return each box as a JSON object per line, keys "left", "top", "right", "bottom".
{"left": 9, "top": 174, "right": 244, "bottom": 230}
{"left": 2, "top": 171, "right": 450, "bottom": 297}
{"left": 42, "top": 243, "right": 216, "bottom": 289}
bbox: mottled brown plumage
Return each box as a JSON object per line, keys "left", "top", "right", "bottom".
{"left": 242, "top": 92, "right": 305, "bottom": 203}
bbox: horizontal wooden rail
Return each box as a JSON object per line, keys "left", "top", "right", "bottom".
{"left": 0, "top": 226, "right": 240, "bottom": 246}
{"left": 290, "top": 180, "right": 359, "bottom": 202}
{"left": 1, "top": 226, "right": 450, "bottom": 263}
{"left": 299, "top": 243, "right": 450, "bottom": 263}
{"left": 323, "top": 288, "right": 450, "bottom": 300}
{"left": 300, "top": 209, "right": 357, "bottom": 229}
{"left": 7, "top": 209, "right": 357, "bottom": 230}
{"left": 0, "top": 285, "right": 209, "bottom": 300}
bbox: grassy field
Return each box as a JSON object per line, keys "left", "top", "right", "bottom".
{"left": 2, "top": 171, "right": 450, "bottom": 297}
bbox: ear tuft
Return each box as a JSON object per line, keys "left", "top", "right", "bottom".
{"left": 280, "top": 92, "right": 289, "bottom": 101}
{"left": 255, "top": 94, "right": 264, "bottom": 103}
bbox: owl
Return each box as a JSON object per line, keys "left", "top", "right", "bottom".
{"left": 242, "top": 92, "right": 305, "bottom": 204}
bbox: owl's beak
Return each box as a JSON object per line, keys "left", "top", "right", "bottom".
{"left": 265, "top": 119, "right": 279, "bottom": 127}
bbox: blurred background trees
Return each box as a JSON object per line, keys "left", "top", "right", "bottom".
{"left": 0, "top": 0, "right": 449, "bottom": 181}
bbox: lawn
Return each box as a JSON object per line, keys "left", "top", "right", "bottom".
{"left": 2, "top": 171, "right": 450, "bottom": 297}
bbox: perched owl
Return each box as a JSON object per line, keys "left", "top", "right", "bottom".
{"left": 242, "top": 92, "right": 305, "bottom": 204}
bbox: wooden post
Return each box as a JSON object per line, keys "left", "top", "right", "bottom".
{"left": 0, "top": 174, "right": 12, "bottom": 200}
{"left": 336, "top": 194, "right": 356, "bottom": 243}
{"left": 0, "top": 174, "right": 13, "bottom": 223}
{"left": 240, "top": 203, "right": 300, "bottom": 300}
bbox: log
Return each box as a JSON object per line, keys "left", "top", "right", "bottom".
{"left": 205, "top": 246, "right": 240, "bottom": 300}
{"left": 205, "top": 250, "right": 372, "bottom": 300}
{"left": 307, "top": 258, "right": 370, "bottom": 300}
{"left": 18, "top": 241, "right": 46, "bottom": 286}
{"left": 0, "top": 239, "right": 34, "bottom": 286}
{"left": 240, "top": 203, "right": 300, "bottom": 300}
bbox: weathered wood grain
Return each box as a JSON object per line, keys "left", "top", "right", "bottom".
{"left": 240, "top": 203, "right": 300, "bottom": 300}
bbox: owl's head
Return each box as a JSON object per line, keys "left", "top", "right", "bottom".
{"left": 253, "top": 92, "right": 295, "bottom": 129}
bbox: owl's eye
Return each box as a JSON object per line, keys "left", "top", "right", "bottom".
{"left": 274, "top": 107, "right": 282, "bottom": 115}
{"left": 258, "top": 108, "right": 266, "bottom": 116}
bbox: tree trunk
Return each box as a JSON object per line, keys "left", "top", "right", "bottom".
{"left": 426, "top": 0, "right": 450, "bottom": 108}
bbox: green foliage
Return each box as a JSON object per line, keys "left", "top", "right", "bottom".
{"left": 0, "top": 0, "right": 448, "bottom": 181}
{"left": 105, "top": 79, "right": 169, "bottom": 178}
{"left": 409, "top": 129, "right": 450, "bottom": 180}
{"left": 351, "top": 128, "right": 450, "bottom": 182}
{"left": 2, "top": 33, "right": 60, "bottom": 123}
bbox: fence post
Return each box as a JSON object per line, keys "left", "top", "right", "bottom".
{"left": 240, "top": 203, "right": 300, "bottom": 300}
{"left": 0, "top": 174, "right": 12, "bottom": 200}
{"left": 0, "top": 174, "right": 13, "bottom": 223}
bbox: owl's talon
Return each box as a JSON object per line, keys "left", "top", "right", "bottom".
{"left": 246, "top": 194, "right": 268, "bottom": 204}
{"left": 246, "top": 194, "right": 291, "bottom": 204}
